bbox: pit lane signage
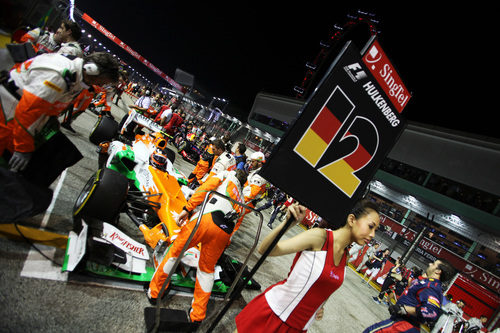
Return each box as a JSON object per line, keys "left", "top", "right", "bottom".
{"left": 363, "top": 39, "right": 411, "bottom": 113}
{"left": 260, "top": 40, "right": 410, "bottom": 227}
{"left": 80, "top": 13, "right": 184, "bottom": 92}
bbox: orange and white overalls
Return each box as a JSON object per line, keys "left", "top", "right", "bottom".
{"left": 93, "top": 87, "right": 112, "bottom": 113}
{"left": 20, "top": 28, "right": 58, "bottom": 54}
{"left": 0, "top": 53, "right": 86, "bottom": 155}
{"left": 149, "top": 170, "right": 244, "bottom": 322}
{"left": 234, "top": 167, "right": 268, "bottom": 233}
{"left": 62, "top": 85, "right": 97, "bottom": 123}
{"left": 20, "top": 28, "right": 83, "bottom": 58}
{"left": 202, "top": 151, "right": 236, "bottom": 182}
{"left": 188, "top": 143, "right": 219, "bottom": 185}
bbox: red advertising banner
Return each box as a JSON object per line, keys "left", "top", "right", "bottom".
{"left": 362, "top": 39, "right": 411, "bottom": 113}
{"left": 81, "top": 13, "right": 184, "bottom": 92}
{"left": 379, "top": 214, "right": 500, "bottom": 294}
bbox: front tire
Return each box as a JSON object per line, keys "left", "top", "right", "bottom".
{"left": 73, "top": 168, "right": 129, "bottom": 223}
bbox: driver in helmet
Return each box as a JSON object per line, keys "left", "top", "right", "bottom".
{"left": 150, "top": 150, "right": 168, "bottom": 172}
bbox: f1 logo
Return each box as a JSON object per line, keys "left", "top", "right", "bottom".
{"left": 344, "top": 63, "right": 367, "bottom": 82}
{"left": 294, "top": 86, "right": 379, "bottom": 197}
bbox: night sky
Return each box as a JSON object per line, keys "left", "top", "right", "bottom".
{"left": 76, "top": 1, "right": 497, "bottom": 140}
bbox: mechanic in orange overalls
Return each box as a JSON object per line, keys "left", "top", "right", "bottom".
{"left": 0, "top": 52, "right": 120, "bottom": 171}
{"left": 187, "top": 138, "right": 225, "bottom": 188}
{"left": 61, "top": 85, "right": 98, "bottom": 132}
{"left": 92, "top": 86, "right": 113, "bottom": 116}
{"left": 147, "top": 169, "right": 247, "bottom": 323}
{"left": 233, "top": 151, "right": 268, "bottom": 233}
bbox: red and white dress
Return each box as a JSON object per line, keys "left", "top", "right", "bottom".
{"left": 236, "top": 230, "right": 347, "bottom": 332}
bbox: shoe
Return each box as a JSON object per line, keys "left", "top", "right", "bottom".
{"left": 382, "top": 301, "right": 389, "bottom": 306}
{"left": 145, "top": 286, "right": 157, "bottom": 306}
{"left": 267, "top": 222, "right": 273, "bottom": 229}
{"left": 372, "top": 296, "right": 381, "bottom": 304}
{"left": 61, "top": 122, "right": 76, "bottom": 133}
{"left": 188, "top": 308, "right": 202, "bottom": 328}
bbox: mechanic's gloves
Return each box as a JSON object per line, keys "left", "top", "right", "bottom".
{"left": 9, "top": 151, "right": 32, "bottom": 172}
{"left": 389, "top": 304, "right": 408, "bottom": 317}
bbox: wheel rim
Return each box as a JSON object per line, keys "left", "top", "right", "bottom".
{"left": 73, "top": 170, "right": 101, "bottom": 216}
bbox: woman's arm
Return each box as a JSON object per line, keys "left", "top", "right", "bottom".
{"left": 258, "top": 204, "right": 326, "bottom": 257}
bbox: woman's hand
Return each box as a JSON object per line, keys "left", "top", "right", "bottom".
{"left": 286, "top": 203, "right": 306, "bottom": 225}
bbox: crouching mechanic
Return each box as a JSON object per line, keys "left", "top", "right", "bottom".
{"left": 147, "top": 169, "right": 248, "bottom": 323}
{"left": 363, "top": 259, "right": 455, "bottom": 333}
{"left": 0, "top": 51, "right": 120, "bottom": 171}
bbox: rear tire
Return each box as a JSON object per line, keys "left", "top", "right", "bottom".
{"left": 89, "top": 116, "right": 119, "bottom": 145}
{"left": 73, "top": 168, "right": 128, "bottom": 223}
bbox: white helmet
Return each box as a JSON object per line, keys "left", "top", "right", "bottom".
{"left": 250, "top": 151, "right": 266, "bottom": 163}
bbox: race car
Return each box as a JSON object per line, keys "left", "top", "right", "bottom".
{"left": 174, "top": 131, "right": 203, "bottom": 165}
{"left": 63, "top": 120, "right": 261, "bottom": 295}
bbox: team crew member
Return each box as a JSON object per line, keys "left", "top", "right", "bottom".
{"left": 162, "top": 109, "right": 183, "bottom": 136}
{"left": 234, "top": 151, "right": 268, "bottom": 232}
{"left": 187, "top": 138, "right": 225, "bottom": 188}
{"left": 372, "top": 257, "right": 403, "bottom": 304}
{"left": 21, "top": 19, "right": 83, "bottom": 57}
{"left": 363, "top": 248, "right": 390, "bottom": 284}
{"left": 363, "top": 259, "right": 455, "bottom": 333}
{"left": 430, "top": 299, "right": 465, "bottom": 333}
{"left": 128, "top": 89, "right": 152, "bottom": 113}
{"left": 0, "top": 52, "right": 120, "bottom": 170}
{"left": 233, "top": 143, "right": 247, "bottom": 171}
{"left": 92, "top": 87, "right": 112, "bottom": 116}
{"left": 61, "top": 85, "right": 97, "bottom": 132}
{"left": 147, "top": 169, "right": 247, "bottom": 323}
{"left": 356, "top": 242, "right": 381, "bottom": 272}
{"left": 202, "top": 150, "right": 236, "bottom": 182}
{"left": 235, "top": 200, "right": 381, "bottom": 332}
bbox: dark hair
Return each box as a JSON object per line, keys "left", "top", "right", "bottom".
{"left": 235, "top": 169, "right": 247, "bottom": 185}
{"left": 83, "top": 52, "right": 120, "bottom": 83}
{"left": 350, "top": 199, "right": 379, "bottom": 220}
{"left": 436, "top": 258, "right": 455, "bottom": 284}
{"left": 327, "top": 199, "right": 379, "bottom": 229}
{"left": 212, "top": 138, "right": 226, "bottom": 151}
{"left": 237, "top": 143, "right": 246, "bottom": 154}
{"left": 61, "top": 19, "right": 82, "bottom": 41}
